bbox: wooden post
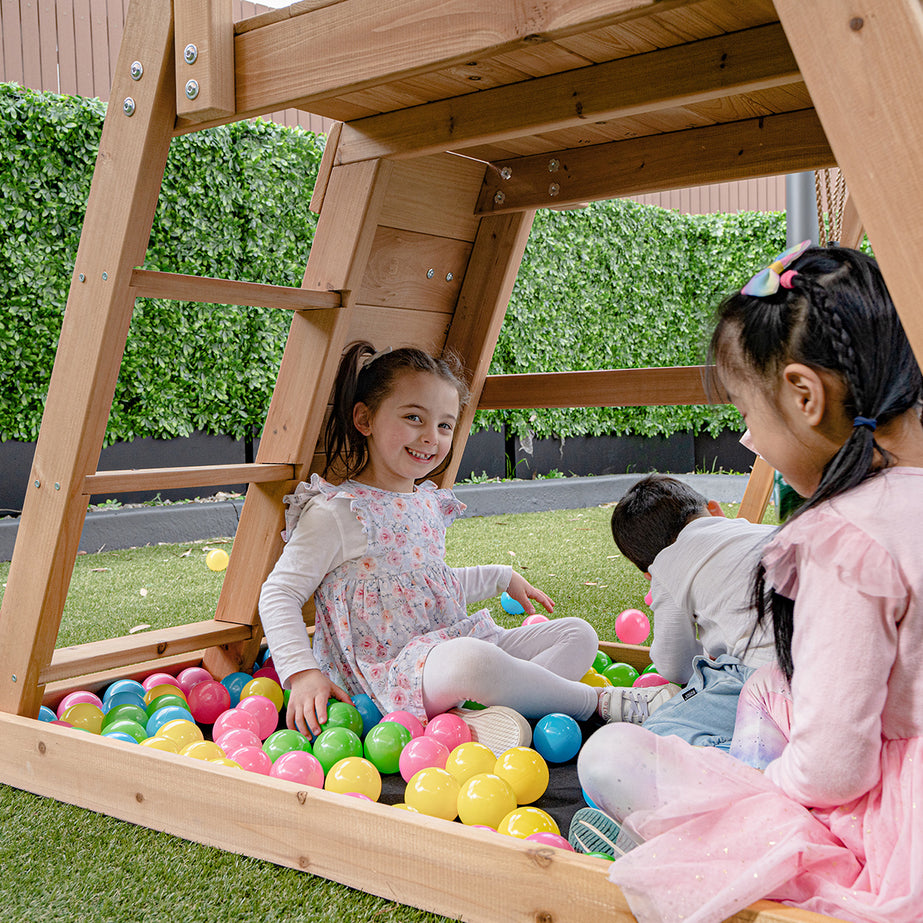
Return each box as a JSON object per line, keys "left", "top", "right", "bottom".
{"left": 174, "top": 0, "right": 236, "bottom": 121}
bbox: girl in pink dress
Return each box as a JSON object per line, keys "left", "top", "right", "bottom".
{"left": 259, "top": 341, "right": 602, "bottom": 743}
{"left": 577, "top": 244, "right": 923, "bottom": 922}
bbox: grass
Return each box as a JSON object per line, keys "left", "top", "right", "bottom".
{"left": 0, "top": 499, "right": 765, "bottom": 922}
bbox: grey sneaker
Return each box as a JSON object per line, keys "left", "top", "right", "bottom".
{"left": 449, "top": 705, "right": 532, "bottom": 756}
{"left": 596, "top": 683, "right": 680, "bottom": 724}
{"left": 568, "top": 807, "right": 641, "bottom": 857}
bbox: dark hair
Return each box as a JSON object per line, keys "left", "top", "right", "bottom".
{"left": 610, "top": 474, "right": 709, "bottom": 572}
{"left": 709, "top": 246, "right": 923, "bottom": 680}
{"left": 323, "top": 341, "right": 470, "bottom": 481}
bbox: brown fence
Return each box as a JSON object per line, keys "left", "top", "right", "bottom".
{"left": 0, "top": 0, "right": 785, "bottom": 213}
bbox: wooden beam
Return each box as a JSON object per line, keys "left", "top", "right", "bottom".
{"left": 82, "top": 462, "right": 295, "bottom": 495}
{"left": 39, "top": 621, "right": 254, "bottom": 685}
{"left": 335, "top": 22, "right": 799, "bottom": 164}
{"left": 737, "top": 456, "right": 775, "bottom": 524}
{"left": 838, "top": 191, "right": 865, "bottom": 250}
{"left": 174, "top": 0, "right": 235, "bottom": 120}
{"left": 476, "top": 108, "right": 834, "bottom": 214}
{"left": 477, "top": 367, "right": 710, "bottom": 410}
{"left": 129, "top": 269, "right": 342, "bottom": 310}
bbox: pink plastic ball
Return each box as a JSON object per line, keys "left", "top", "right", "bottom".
{"left": 398, "top": 736, "right": 450, "bottom": 782}
{"left": 253, "top": 665, "right": 281, "bottom": 685}
{"left": 270, "top": 750, "right": 324, "bottom": 787}
{"left": 424, "top": 713, "right": 472, "bottom": 752}
{"left": 381, "top": 710, "right": 425, "bottom": 739}
{"left": 228, "top": 745, "right": 272, "bottom": 775}
{"left": 211, "top": 707, "right": 260, "bottom": 740}
{"left": 644, "top": 590, "right": 653, "bottom": 607}
{"left": 187, "top": 680, "right": 232, "bottom": 724}
{"left": 615, "top": 608, "right": 650, "bottom": 645}
{"left": 522, "top": 614, "right": 550, "bottom": 626}
{"left": 141, "top": 672, "right": 181, "bottom": 692}
{"left": 56, "top": 690, "right": 103, "bottom": 719}
{"left": 236, "top": 693, "right": 279, "bottom": 740}
{"left": 176, "top": 667, "right": 213, "bottom": 695}
{"left": 525, "top": 831, "right": 575, "bottom": 850}
{"left": 633, "top": 673, "right": 670, "bottom": 688}
{"left": 214, "top": 727, "right": 262, "bottom": 753}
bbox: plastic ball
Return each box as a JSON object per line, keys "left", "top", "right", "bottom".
{"left": 642, "top": 662, "right": 660, "bottom": 674}
{"left": 101, "top": 730, "right": 139, "bottom": 744}
{"left": 206, "top": 548, "right": 229, "bottom": 571}
{"left": 214, "top": 727, "right": 262, "bottom": 754}
{"left": 61, "top": 702, "right": 104, "bottom": 734}
{"left": 141, "top": 673, "right": 182, "bottom": 693}
{"left": 351, "top": 694, "right": 383, "bottom": 736}
{"left": 456, "top": 772, "right": 517, "bottom": 827}
{"left": 497, "top": 806, "right": 560, "bottom": 838}
{"left": 592, "top": 650, "right": 613, "bottom": 673}
{"left": 579, "top": 669, "right": 611, "bottom": 688}
{"left": 424, "top": 712, "right": 472, "bottom": 752}
{"left": 38, "top": 705, "right": 57, "bottom": 722}
{"left": 180, "top": 740, "right": 225, "bottom": 761}
{"left": 585, "top": 851, "right": 615, "bottom": 861}
{"left": 320, "top": 701, "right": 364, "bottom": 738}
{"left": 103, "top": 691, "right": 147, "bottom": 713}
{"left": 525, "top": 831, "right": 574, "bottom": 850}
{"left": 311, "top": 727, "right": 363, "bottom": 774}
{"left": 644, "top": 589, "right": 653, "bottom": 607}
{"left": 101, "top": 718, "right": 148, "bottom": 743}
{"left": 229, "top": 745, "right": 272, "bottom": 774}
{"left": 262, "top": 728, "right": 312, "bottom": 762}
{"left": 139, "top": 735, "right": 180, "bottom": 753}
{"left": 532, "top": 713, "right": 582, "bottom": 764}
{"left": 146, "top": 705, "right": 195, "bottom": 738}
{"left": 363, "top": 721, "right": 411, "bottom": 774}
{"left": 57, "top": 690, "right": 103, "bottom": 718}
{"left": 603, "top": 662, "right": 640, "bottom": 687}
{"left": 381, "top": 710, "right": 424, "bottom": 739}
{"left": 157, "top": 718, "right": 204, "bottom": 750}
{"left": 500, "top": 591, "right": 525, "bottom": 615}
{"left": 212, "top": 707, "right": 260, "bottom": 741}
{"left": 236, "top": 694, "right": 280, "bottom": 740}
{"left": 399, "top": 736, "right": 450, "bottom": 783}
{"left": 210, "top": 758, "right": 242, "bottom": 769}
{"left": 220, "top": 672, "right": 253, "bottom": 707}
{"left": 241, "top": 677, "right": 284, "bottom": 712}
{"left": 633, "top": 672, "right": 670, "bottom": 688}
{"left": 615, "top": 608, "right": 651, "bottom": 645}
{"left": 176, "top": 666, "right": 213, "bottom": 695}
{"left": 324, "top": 756, "right": 382, "bottom": 801}
{"left": 393, "top": 803, "right": 420, "bottom": 813}
{"left": 103, "top": 679, "right": 146, "bottom": 704}
{"left": 143, "top": 683, "right": 187, "bottom": 707}
{"left": 522, "top": 613, "right": 549, "bottom": 625}
{"left": 270, "top": 750, "right": 324, "bottom": 787}
{"left": 187, "top": 680, "right": 232, "bottom": 724}
{"left": 253, "top": 665, "right": 281, "bottom": 685}
{"left": 145, "top": 693, "right": 190, "bottom": 718}
{"left": 103, "top": 703, "right": 149, "bottom": 729}
{"left": 583, "top": 789, "right": 599, "bottom": 809}
{"left": 404, "top": 767, "right": 460, "bottom": 820}
{"left": 445, "top": 741, "right": 498, "bottom": 785}
{"left": 493, "top": 747, "right": 549, "bottom": 804}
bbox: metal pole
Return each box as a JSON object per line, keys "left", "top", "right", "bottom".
{"left": 786, "top": 171, "right": 819, "bottom": 246}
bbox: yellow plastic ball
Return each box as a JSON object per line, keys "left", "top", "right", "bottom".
{"left": 180, "top": 740, "right": 226, "bottom": 761}
{"left": 580, "top": 669, "right": 612, "bottom": 688}
{"left": 210, "top": 757, "right": 242, "bottom": 768}
{"left": 206, "top": 549, "right": 229, "bottom": 572}
{"left": 494, "top": 747, "right": 550, "bottom": 804}
{"left": 393, "top": 803, "right": 419, "bottom": 812}
{"left": 157, "top": 718, "right": 204, "bottom": 751}
{"left": 497, "top": 806, "right": 560, "bottom": 838}
{"left": 240, "top": 676, "right": 284, "bottom": 711}
{"left": 143, "top": 683, "right": 187, "bottom": 706}
{"left": 456, "top": 772, "right": 518, "bottom": 827}
{"left": 139, "top": 735, "right": 180, "bottom": 753}
{"left": 404, "top": 767, "right": 460, "bottom": 820}
{"left": 61, "top": 702, "right": 104, "bottom": 734}
{"left": 324, "top": 756, "right": 382, "bottom": 801}
{"left": 444, "top": 741, "right": 497, "bottom": 786}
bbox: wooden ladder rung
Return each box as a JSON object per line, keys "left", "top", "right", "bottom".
{"left": 129, "top": 268, "right": 342, "bottom": 311}
{"left": 39, "top": 620, "right": 254, "bottom": 685}
{"left": 82, "top": 462, "right": 295, "bottom": 495}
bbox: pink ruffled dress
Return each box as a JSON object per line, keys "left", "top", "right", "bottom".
{"left": 604, "top": 467, "right": 923, "bottom": 923}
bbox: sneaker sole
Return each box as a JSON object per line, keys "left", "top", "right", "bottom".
{"left": 568, "top": 807, "right": 629, "bottom": 858}
{"left": 449, "top": 705, "right": 532, "bottom": 756}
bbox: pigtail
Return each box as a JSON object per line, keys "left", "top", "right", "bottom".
{"left": 323, "top": 341, "right": 376, "bottom": 479}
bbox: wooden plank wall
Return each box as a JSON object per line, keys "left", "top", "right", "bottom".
{"left": 0, "top": 0, "right": 787, "bottom": 214}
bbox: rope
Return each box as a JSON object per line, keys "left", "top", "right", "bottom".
{"left": 814, "top": 168, "right": 848, "bottom": 245}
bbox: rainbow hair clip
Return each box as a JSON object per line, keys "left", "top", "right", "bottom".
{"left": 741, "top": 239, "right": 811, "bottom": 297}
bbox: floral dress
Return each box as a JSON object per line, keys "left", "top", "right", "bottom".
{"left": 282, "top": 475, "right": 503, "bottom": 722}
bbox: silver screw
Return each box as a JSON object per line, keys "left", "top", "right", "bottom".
{"left": 548, "top": 158, "right": 560, "bottom": 173}
{"left": 123, "top": 97, "right": 136, "bottom": 117}
{"left": 184, "top": 44, "right": 198, "bottom": 65}
{"left": 446, "top": 272, "right": 454, "bottom": 282}
{"left": 54, "top": 483, "right": 61, "bottom": 491}
{"left": 102, "top": 272, "right": 109, "bottom": 281}
{"left": 426, "top": 268, "right": 435, "bottom": 279}
{"left": 549, "top": 183, "right": 560, "bottom": 197}
{"left": 78, "top": 273, "right": 86, "bottom": 283}
{"left": 185, "top": 79, "right": 199, "bottom": 100}
{"left": 34, "top": 480, "right": 40, "bottom": 488}
{"left": 499, "top": 166, "right": 512, "bottom": 180}
{"left": 11, "top": 675, "right": 16, "bottom": 682}
{"left": 493, "top": 190, "right": 506, "bottom": 205}
{"left": 130, "top": 61, "right": 143, "bottom": 80}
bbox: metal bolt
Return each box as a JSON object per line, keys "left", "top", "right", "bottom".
{"left": 34, "top": 480, "right": 40, "bottom": 488}
{"left": 493, "top": 190, "right": 506, "bottom": 205}
{"left": 549, "top": 182, "right": 560, "bottom": 197}
{"left": 54, "top": 483, "right": 61, "bottom": 491}
{"left": 185, "top": 79, "right": 200, "bottom": 100}
{"left": 426, "top": 268, "right": 435, "bottom": 279}
{"left": 130, "top": 61, "right": 143, "bottom": 80}
{"left": 102, "top": 272, "right": 109, "bottom": 281}
{"left": 499, "top": 166, "right": 512, "bottom": 180}
{"left": 184, "top": 43, "right": 198, "bottom": 64}
{"left": 123, "top": 97, "right": 136, "bottom": 117}
{"left": 446, "top": 272, "right": 454, "bottom": 282}
{"left": 78, "top": 273, "right": 86, "bottom": 283}
{"left": 11, "top": 675, "right": 16, "bottom": 683}
{"left": 548, "top": 158, "right": 560, "bottom": 172}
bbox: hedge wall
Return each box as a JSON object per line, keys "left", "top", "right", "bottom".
{"left": 0, "top": 83, "right": 786, "bottom": 446}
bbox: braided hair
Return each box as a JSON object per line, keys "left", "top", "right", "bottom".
{"left": 708, "top": 247, "right": 923, "bottom": 680}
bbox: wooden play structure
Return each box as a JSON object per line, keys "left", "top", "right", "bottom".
{"left": 3, "top": 0, "right": 921, "bottom": 919}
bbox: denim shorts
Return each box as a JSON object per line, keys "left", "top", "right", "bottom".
{"left": 641, "top": 653, "right": 755, "bottom": 750}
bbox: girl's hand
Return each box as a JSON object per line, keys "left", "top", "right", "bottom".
{"left": 286, "top": 668, "right": 352, "bottom": 737}
{"left": 507, "top": 570, "right": 555, "bottom": 616}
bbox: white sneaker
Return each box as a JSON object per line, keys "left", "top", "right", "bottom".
{"left": 596, "top": 684, "right": 680, "bottom": 724}
{"left": 449, "top": 705, "right": 532, "bottom": 756}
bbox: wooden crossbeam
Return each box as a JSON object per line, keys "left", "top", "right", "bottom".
{"left": 129, "top": 269, "right": 342, "bottom": 310}
{"left": 334, "top": 22, "right": 799, "bottom": 164}
{"left": 476, "top": 108, "right": 834, "bottom": 214}
{"left": 39, "top": 620, "right": 254, "bottom": 686}
{"left": 82, "top": 463, "right": 295, "bottom": 495}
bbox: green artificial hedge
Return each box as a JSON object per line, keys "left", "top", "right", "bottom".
{"left": 0, "top": 83, "right": 787, "bottom": 446}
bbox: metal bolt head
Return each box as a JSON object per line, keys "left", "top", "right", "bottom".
{"left": 130, "top": 61, "right": 143, "bottom": 80}
{"left": 549, "top": 182, "right": 560, "bottom": 197}
{"left": 185, "top": 79, "right": 200, "bottom": 100}
{"left": 548, "top": 158, "right": 560, "bottom": 173}
{"left": 102, "top": 272, "right": 109, "bottom": 281}
{"left": 78, "top": 273, "right": 86, "bottom": 283}
{"left": 493, "top": 190, "right": 506, "bottom": 205}
{"left": 426, "top": 268, "right": 435, "bottom": 279}
{"left": 34, "top": 480, "right": 40, "bottom": 488}
{"left": 184, "top": 43, "right": 198, "bottom": 64}
{"left": 499, "top": 166, "right": 512, "bottom": 180}
{"left": 54, "top": 482, "right": 61, "bottom": 491}
{"left": 445, "top": 272, "right": 454, "bottom": 282}
{"left": 123, "top": 97, "right": 136, "bottom": 117}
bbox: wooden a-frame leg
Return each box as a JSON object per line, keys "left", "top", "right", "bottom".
{"left": 0, "top": 0, "right": 176, "bottom": 717}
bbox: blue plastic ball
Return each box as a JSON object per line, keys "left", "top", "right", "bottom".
{"left": 532, "top": 713, "right": 582, "bottom": 764}
{"left": 103, "top": 691, "right": 147, "bottom": 713}
{"left": 221, "top": 671, "right": 253, "bottom": 707}
{"left": 38, "top": 705, "right": 57, "bottom": 722}
{"left": 146, "top": 705, "right": 194, "bottom": 737}
{"left": 102, "top": 679, "right": 145, "bottom": 705}
{"left": 351, "top": 693, "right": 383, "bottom": 737}
{"left": 500, "top": 592, "right": 526, "bottom": 616}
{"left": 102, "top": 730, "right": 140, "bottom": 744}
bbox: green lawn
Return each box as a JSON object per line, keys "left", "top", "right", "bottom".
{"left": 0, "top": 499, "right": 761, "bottom": 922}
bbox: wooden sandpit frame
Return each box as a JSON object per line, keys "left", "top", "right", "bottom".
{"left": 5, "top": 0, "right": 923, "bottom": 919}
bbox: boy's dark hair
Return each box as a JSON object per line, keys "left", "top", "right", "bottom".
{"left": 611, "top": 474, "right": 709, "bottom": 572}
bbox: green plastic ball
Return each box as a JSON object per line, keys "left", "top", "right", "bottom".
{"left": 602, "top": 662, "right": 640, "bottom": 687}
{"left": 363, "top": 720, "right": 411, "bottom": 774}
{"left": 592, "top": 650, "right": 613, "bottom": 673}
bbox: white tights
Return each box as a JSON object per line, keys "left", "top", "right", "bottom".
{"left": 421, "top": 616, "right": 599, "bottom": 720}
